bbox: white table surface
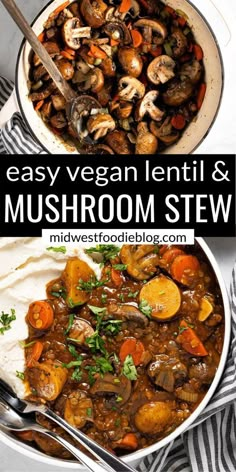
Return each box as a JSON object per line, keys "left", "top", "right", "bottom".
{"left": 0, "top": 0, "right": 235, "bottom": 470}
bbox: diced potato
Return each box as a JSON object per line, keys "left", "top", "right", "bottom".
{"left": 64, "top": 391, "right": 93, "bottom": 428}
{"left": 28, "top": 360, "right": 67, "bottom": 401}
{"left": 134, "top": 401, "right": 172, "bottom": 434}
{"left": 62, "top": 258, "right": 95, "bottom": 306}
{"left": 198, "top": 298, "right": 213, "bottom": 322}
{"left": 139, "top": 275, "right": 181, "bottom": 320}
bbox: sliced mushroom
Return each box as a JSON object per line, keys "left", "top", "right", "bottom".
{"left": 115, "top": 101, "right": 133, "bottom": 119}
{"left": 51, "top": 94, "right": 66, "bottom": 111}
{"left": 68, "top": 318, "right": 95, "bottom": 345}
{"left": 105, "top": 130, "right": 132, "bottom": 154}
{"left": 33, "top": 65, "right": 48, "bottom": 82}
{"left": 76, "top": 58, "right": 91, "bottom": 74}
{"left": 171, "top": 29, "right": 187, "bottom": 58}
{"left": 76, "top": 68, "right": 104, "bottom": 93}
{"left": 54, "top": 58, "right": 74, "bottom": 81}
{"left": 147, "top": 55, "right": 176, "bottom": 85}
{"left": 180, "top": 60, "right": 202, "bottom": 84}
{"left": 118, "top": 47, "right": 143, "bottom": 78}
{"left": 148, "top": 355, "right": 187, "bottom": 392}
{"left": 33, "top": 41, "right": 60, "bottom": 67}
{"left": 41, "top": 101, "right": 52, "bottom": 121}
{"left": 97, "top": 82, "right": 113, "bottom": 106}
{"left": 119, "top": 76, "right": 145, "bottom": 101}
{"left": 135, "top": 122, "right": 158, "bottom": 154}
{"left": 87, "top": 113, "right": 115, "bottom": 140}
{"left": 135, "top": 90, "right": 164, "bottom": 122}
{"left": 50, "top": 112, "right": 67, "bottom": 129}
{"left": 64, "top": 391, "right": 93, "bottom": 428}
{"left": 70, "top": 95, "right": 102, "bottom": 140}
{"left": 150, "top": 117, "right": 179, "bottom": 145}
{"left": 103, "top": 21, "right": 131, "bottom": 45}
{"left": 108, "top": 303, "right": 149, "bottom": 327}
{"left": 134, "top": 18, "right": 167, "bottom": 45}
{"left": 29, "top": 82, "right": 57, "bottom": 102}
{"left": 80, "top": 0, "right": 107, "bottom": 28}
{"left": 93, "top": 144, "right": 115, "bottom": 154}
{"left": 90, "top": 373, "right": 131, "bottom": 405}
{"left": 62, "top": 18, "right": 91, "bottom": 50}
{"left": 120, "top": 245, "right": 159, "bottom": 280}
{"left": 162, "top": 79, "right": 194, "bottom": 107}
{"left": 100, "top": 57, "right": 116, "bottom": 77}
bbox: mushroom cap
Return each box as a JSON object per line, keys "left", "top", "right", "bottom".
{"left": 134, "top": 18, "right": 167, "bottom": 40}
{"left": 147, "top": 55, "right": 176, "bottom": 85}
{"left": 162, "top": 79, "right": 194, "bottom": 106}
{"left": 118, "top": 47, "right": 143, "bottom": 78}
{"left": 105, "top": 130, "right": 132, "bottom": 154}
{"left": 80, "top": 0, "right": 107, "bottom": 28}
{"left": 119, "top": 76, "right": 145, "bottom": 101}
{"left": 62, "top": 18, "right": 91, "bottom": 50}
{"left": 135, "top": 90, "right": 164, "bottom": 122}
{"left": 171, "top": 29, "right": 187, "bottom": 58}
{"left": 70, "top": 95, "right": 102, "bottom": 138}
{"left": 87, "top": 113, "right": 116, "bottom": 140}
{"left": 103, "top": 21, "right": 131, "bottom": 45}
{"left": 135, "top": 128, "right": 158, "bottom": 154}
{"left": 180, "top": 60, "right": 202, "bottom": 85}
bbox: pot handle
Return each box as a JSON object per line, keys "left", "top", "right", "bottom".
{"left": 195, "top": 0, "right": 231, "bottom": 47}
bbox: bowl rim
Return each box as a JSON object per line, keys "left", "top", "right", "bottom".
{"left": 0, "top": 236, "right": 231, "bottom": 468}
{"left": 14, "top": 0, "right": 225, "bottom": 155}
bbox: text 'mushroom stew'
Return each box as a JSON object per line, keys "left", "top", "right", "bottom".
{"left": 16, "top": 244, "right": 224, "bottom": 458}
{"left": 29, "top": 0, "right": 206, "bottom": 154}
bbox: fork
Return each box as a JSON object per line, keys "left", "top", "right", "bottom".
{"left": 0, "top": 380, "right": 136, "bottom": 472}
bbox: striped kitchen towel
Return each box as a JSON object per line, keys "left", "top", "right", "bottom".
{"left": 0, "top": 76, "right": 44, "bottom": 154}
{"left": 1, "top": 76, "right": 236, "bottom": 472}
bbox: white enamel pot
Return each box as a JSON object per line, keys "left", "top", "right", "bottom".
{"left": 15, "top": 0, "right": 223, "bottom": 154}
{"left": 0, "top": 237, "right": 231, "bottom": 469}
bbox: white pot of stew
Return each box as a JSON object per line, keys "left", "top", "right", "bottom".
{"left": 0, "top": 237, "right": 231, "bottom": 468}
{"left": 15, "top": 0, "right": 223, "bottom": 154}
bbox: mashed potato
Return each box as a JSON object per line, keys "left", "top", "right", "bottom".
{"left": 0, "top": 238, "right": 100, "bottom": 397}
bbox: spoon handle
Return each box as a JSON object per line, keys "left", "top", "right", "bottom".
{"left": 1, "top": 0, "right": 76, "bottom": 101}
{"left": 43, "top": 407, "right": 137, "bottom": 472}
{"left": 41, "top": 430, "right": 109, "bottom": 472}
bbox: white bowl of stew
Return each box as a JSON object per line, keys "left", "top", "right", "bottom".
{"left": 15, "top": 0, "right": 223, "bottom": 154}
{"left": 0, "top": 237, "right": 231, "bottom": 469}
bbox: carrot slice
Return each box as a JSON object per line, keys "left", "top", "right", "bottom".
{"left": 110, "top": 38, "right": 119, "bottom": 46}
{"left": 34, "top": 100, "right": 44, "bottom": 111}
{"left": 139, "top": 275, "right": 181, "bottom": 320}
{"left": 27, "top": 301, "right": 54, "bottom": 330}
{"left": 64, "top": 47, "right": 76, "bottom": 56}
{"left": 161, "top": 247, "right": 184, "bottom": 264}
{"left": 119, "top": 338, "right": 145, "bottom": 366}
{"left": 61, "top": 50, "right": 75, "bottom": 60}
{"left": 193, "top": 44, "right": 203, "bottom": 61}
{"left": 27, "top": 341, "right": 44, "bottom": 368}
{"left": 171, "top": 114, "right": 186, "bottom": 130}
{"left": 176, "top": 320, "right": 208, "bottom": 356}
{"left": 88, "top": 44, "right": 107, "bottom": 59}
{"left": 51, "top": 0, "right": 70, "bottom": 18}
{"left": 38, "top": 32, "right": 45, "bottom": 43}
{"left": 119, "top": 0, "right": 132, "bottom": 13}
{"left": 170, "top": 255, "right": 200, "bottom": 284}
{"left": 131, "top": 29, "right": 143, "bottom": 48}
{"left": 197, "top": 83, "right": 206, "bottom": 110}
{"left": 177, "top": 16, "right": 186, "bottom": 27}
{"left": 115, "top": 433, "right": 138, "bottom": 450}
{"left": 164, "top": 5, "right": 176, "bottom": 16}
{"left": 150, "top": 45, "right": 162, "bottom": 57}
{"left": 111, "top": 268, "right": 124, "bottom": 287}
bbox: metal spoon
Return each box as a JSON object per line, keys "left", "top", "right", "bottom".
{"left": 0, "top": 0, "right": 93, "bottom": 139}
{"left": 0, "top": 398, "right": 108, "bottom": 472}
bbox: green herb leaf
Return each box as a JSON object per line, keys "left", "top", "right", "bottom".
{"left": 113, "top": 264, "right": 127, "bottom": 271}
{"left": 0, "top": 309, "right": 16, "bottom": 335}
{"left": 85, "top": 245, "right": 120, "bottom": 262}
{"left": 94, "top": 356, "right": 113, "bottom": 374}
{"left": 86, "top": 407, "right": 93, "bottom": 417}
{"left": 46, "top": 246, "right": 67, "bottom": 254}
{"left": 67, "top": 298, "right": 83, "bottom": 308}
{"left": 127, "top": 290, "right": 139, "bottom": 298}
{"left": 139, "top": 299, "right": 152, "bottom": 318}
{"left": 122, "top": 354, "right": 137, "bottom": 380}
{"left": 88, "top": 305, "right": 107, "bottom": 316}
{"left": 118, "top": 293, "right": 125, "bottom": 302}
{"left": 101, "top": 293, "right": 107, "bottom": 304}
{"left": 115, "top": 418, "right": 121, "bottom": 427}
{"left": 78, "top": 276, "right": 108, "bottom": 292}
{"left": 65, "top": 314, "right": 75, "bottom": 335}
{"left": 68, "top": 344, "right": 81, "bottom": 359}
{"left": 86, "top": 332, "right": 106, "bottom": 355}
{"left": 71, "top": 367, "right": 82, "bottom": 382}
{"left": 19, "top": 340, "right": 36, "bottom": 349}
{"left": 62, "top": 359, "right": 83, "bottom": 369}
{"left": 103, "top": 319, "right": 122, "bottom": 335}
{"left": 50, "top": 286, "right": 67, "bottom": 299}
{"left": 16, "top": 371, "right": 25, "bottom": 380}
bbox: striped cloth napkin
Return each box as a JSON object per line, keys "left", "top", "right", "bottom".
{"left": 1, "top": 76, "right": 236, "bottom": 472}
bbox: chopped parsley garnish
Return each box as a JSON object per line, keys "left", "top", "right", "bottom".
{"left": 139, "top": 299, "right": 152, "bottom": 318}
{"left": 0, "top": 309, "right": 16, "bottom": 335}
{"left": 68, "top": 344, "right": 81, "bottom": 358}
{"left": 113, "top": 264, "right": 127, "bottom": 271}
{"left": 85, "top": 306, "right": 122, "bottom": 354}
{"left": 101, "top": 293, "right": 107, "bottom": 304}
{"left": 178, "top": 321, "right": 194, "bottom": 334}
{"left": 94, "top": 356, "right": 113, "bottom": 374}
{"left": 86, "top": 407, "right": 93, "bottom": 417}
{"left": 67, "top": 297, "right": 83, "bottom": 308}
{"left": 78, "top": 276, "right": 108, "bottom": 292}
{"left": 62, "top": 359, "right": 83, "bottom": 369}
{"left": 88, "top": 305, "right": 107, "bottom": 316}
{"left": 85, "top": 245, "right": 120, "bottom": 263}
{"left": 86, "top": 331, "right": 106, "bottom": 355}
{"left": 16, "top": 371, "right": 25, "bottom": 380}
{"left": 71, "top": 368, "right": 83, "bottom": 382}
{"left": 19, "top": 340, "right": 36, "bottom": 349}
{"left": 118, "top": 293, "right": 125, "bottom": 302}
{"left": 115, "top": 418, "right": 121, "bottom": 427}
{"left": 103, "top": 320, "right": 122, "bottom": 335}
{"left": 127, "top": 290, "right": 139, "bottom": 298}
{"left": 51, "top": 286, "right": 67, "bottom": 299}
{"left": 64, "top": 313, "right": 75, "bottom": 335}
{"left": 122, "top": 354, "right": 138, "bottom": 381}
{"left": 63, "top": 346, "right": 83, "bottom": 382}
{"left": 46, "top": 246, "right": 67, "bottom": 254}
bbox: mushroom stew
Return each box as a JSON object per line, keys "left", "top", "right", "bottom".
{"left": 17, "top": 243, "right": 224, "bottom": 458}
{"left": 29, "top": 0, "right": 206, "bottom": 154}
